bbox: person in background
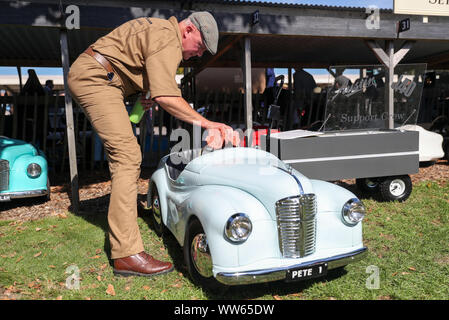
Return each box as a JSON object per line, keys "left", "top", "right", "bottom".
{"left": 266, "top": 68, "right": 275, "bottom": 89}
{"left": 292, "top": 68, "right": 317, "bottom": 128}
{"left": 43, "top": 80, "right": 54, "bottom": 95}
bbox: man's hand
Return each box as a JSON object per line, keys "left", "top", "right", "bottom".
{"left": 203, "top": 121, "right": 240, "bottom": 149}
{"left": 153, "top": 96, "right": 241, "bottom": 149}
{"left": 141, "top": 97, "right": 155, "bottom": 111}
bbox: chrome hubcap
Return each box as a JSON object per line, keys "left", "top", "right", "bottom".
{"left": 152, "top": 194, "right": 162, "bottom": 226}
{"left": 365, "top": 179, "right": 378, "bottom": 189}
{"left": 390, "top": 179, "right": 406, "bottom": 197}
{"left": 191, "top": 233, "right": 213, "bottom": 278}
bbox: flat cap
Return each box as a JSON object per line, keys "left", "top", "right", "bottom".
{"left": 188, "top": 11, "right": 218, "bottom": 55}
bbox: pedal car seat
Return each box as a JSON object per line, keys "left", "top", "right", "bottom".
{"left": 164, "top": 149, "right": 202, "bottom": 181}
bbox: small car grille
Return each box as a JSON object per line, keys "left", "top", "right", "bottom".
{"left": 275, "top": 194, "right": 317, "bottom": 258}
{"left": 0, "top": 159, "right": 9, "bottom": 191}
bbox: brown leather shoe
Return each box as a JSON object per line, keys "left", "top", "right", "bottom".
{"left": 113, "top": 251, "right": 174, "bottom": 277}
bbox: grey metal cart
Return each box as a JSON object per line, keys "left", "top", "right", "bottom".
{"left": 262, "top": 64, "right": 426, "bottom": 202}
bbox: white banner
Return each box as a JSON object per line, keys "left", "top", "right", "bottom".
{"left": 394, "top": 0, "right": 449, "bottom": 16}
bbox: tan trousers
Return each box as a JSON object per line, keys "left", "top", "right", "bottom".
{"left": 68, "top": 53, "right": 144, "bottom": 259}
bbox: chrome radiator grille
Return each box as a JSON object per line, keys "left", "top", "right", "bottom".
{"left": 275, "top": 194, "right": 317, "bottom": 258}
{"left": 0, "top": 160, "right": 9, "bottom": 191}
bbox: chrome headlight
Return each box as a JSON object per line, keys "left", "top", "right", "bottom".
{"left": 27, "top": 163, "right": 42, "bottom": 178}
{"left": 224, "top": 213, "right": 252, "bottom": 243}
{"left": 342, "top": 198, "right": 366, "bottom": 226}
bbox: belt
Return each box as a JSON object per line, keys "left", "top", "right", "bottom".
{"left": 84, "top": 46, "right": 115, "bottom": 81}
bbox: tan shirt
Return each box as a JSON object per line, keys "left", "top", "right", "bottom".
{"left": 91, "top": 16, "right": 182, "bottom": 98}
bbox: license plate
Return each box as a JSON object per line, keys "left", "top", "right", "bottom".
{"left": 0, "top": 194, "right": 10, "bottom": 201}
{"left": 286, "top": 263, "right": 328, "bottom": 281}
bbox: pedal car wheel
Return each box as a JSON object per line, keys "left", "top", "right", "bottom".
{"left": 379, "top": 175, "right": 412, "bottom": 202}
{"left": 150, "top": 184, "right": 164, "bottom": 236}
{"left": 184, "top": 218, "right": 222, "bottom": 290}
{"left": 356, "top": 178, "right": 379, "bottom": 194}
{"left": 45, "top": 177, "right": 51, "bottom": 201}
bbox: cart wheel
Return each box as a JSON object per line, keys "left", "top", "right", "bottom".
{"left": 184, "top": 218, "right": 224, "bottom": 291}
{"left": 379, "top": 175, "right": 412, "bottom": 202}
{"left": 356, "top": 178, "right": 379, "bottom": 194}
{"left": 150, "top": 184, "right": 164, "bottom": 236}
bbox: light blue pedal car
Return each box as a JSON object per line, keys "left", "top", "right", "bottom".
{"left": 147, "top": 147, "right": 367, "bottom": 288}
{"left": 0, "top": 136, "right": 49, "bottom": 202}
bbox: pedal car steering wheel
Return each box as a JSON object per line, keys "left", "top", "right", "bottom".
{"left": 201, "top": 129, "right": 240, "bottom": 155}
{"left": 201, "top": 144, "right": 215, "bottom": 155}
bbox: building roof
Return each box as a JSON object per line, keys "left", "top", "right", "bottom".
{"left": 0, "top": 0, "right": 449, "bottom": 70}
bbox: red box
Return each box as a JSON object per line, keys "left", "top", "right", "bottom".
{"left": 241, "top": 126, "right": 280, "bottom": 147}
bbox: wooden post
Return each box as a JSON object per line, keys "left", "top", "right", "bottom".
{"left": 365, "top": 40, "right": 414, "bottom": 129}
{"left": 287, "top": 67, "right": 293, "bottom": 129}
{"left": 60, "top": 29, "right": 79, "bottom": 213}
{"left": 16, "top": 66, "right": 23, "bottom": 94}
{"left": 242, "top": 37, "right": 252, "bottom": 145}
{"left": 387, "top": 41, "right": 395, "bottom": 129}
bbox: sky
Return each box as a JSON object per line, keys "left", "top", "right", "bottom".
{"left": 0, "top": 0, "right": 394, "bottom": 77}
{"left": 279, "top": 0, "right": 392, "bottom": 8}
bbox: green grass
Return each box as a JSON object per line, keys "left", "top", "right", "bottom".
{"left": 0, "top": 181, "right": 448, "bottom": 300}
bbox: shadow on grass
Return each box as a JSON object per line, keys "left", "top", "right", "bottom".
{"left": 138, "top": 207, "right": 188, "bottom": 277}
{"left": 0, "top": 195, "right": 49, "bottom": 212}
{"left": 67, "top": 192, "right": 183, "bottom": 270}
{"left": 68, "top": 194, "right": 111, "bottom": 264}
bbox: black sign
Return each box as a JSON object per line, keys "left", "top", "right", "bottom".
{"left": 286, "top": 263, "right": 328, "bottom": 282}
{"left": 398, "top": 18, "right": 410, "bottom": 33}
{"left": 252, "top": 10, "right": 259, "bottom": 25}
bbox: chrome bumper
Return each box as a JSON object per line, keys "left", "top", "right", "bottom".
{"left": 0, "top": 189, "right": 49, "bottom": 201}
{"left": 215, "top": 247, "right": 367, "bottom": 286}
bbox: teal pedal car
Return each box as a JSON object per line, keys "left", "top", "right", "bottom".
{"left": 0, "top": 136, "right": 49, "bottom": 202}
{"left": 147, "top": 147, "right": 367, "bottom": 288}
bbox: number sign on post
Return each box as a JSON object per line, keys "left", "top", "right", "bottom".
{"left": 398, "top": 18, "right": 410, "bottom": 33}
